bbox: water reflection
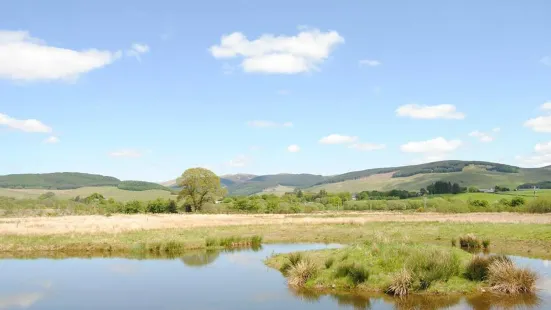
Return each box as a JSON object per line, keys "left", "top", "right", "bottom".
{"left": 0, "top": 244, "right": 549, "bottom": 310}
{"left": 179, "top": 250, "right": 220, "bottom": 267}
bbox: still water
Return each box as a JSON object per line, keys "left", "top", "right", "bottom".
{"left": 0, "top": 244, "right": 550, "bottom": 309}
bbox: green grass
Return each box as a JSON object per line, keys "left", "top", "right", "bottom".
{"left": 2, "top": 222, "right": 551, "bottom": 259}
{"left": 265, "top": 241, "right": 478, "bottom": 294}
{"left": 0, "top": 186, "right": 176, "bottom": 202}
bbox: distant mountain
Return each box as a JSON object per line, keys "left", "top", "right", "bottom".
{"left": 0, "top": 173, "right": 172, "bottom": 192}
{"left": 5, "top": 160, "right": 551, "bottom": 196}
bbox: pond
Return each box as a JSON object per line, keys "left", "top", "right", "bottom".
{"left": 0, "top": 244, "right": 550, "bottom": 309}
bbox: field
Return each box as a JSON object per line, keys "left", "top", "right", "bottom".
{"left": 0, "top": 186, "right": 175, "bottom": 202}
{"left": 258, "top": 185, "right": 297, "bottom": 196}
{"left": 1, "top": 214, "right": 551, "bottom": 259}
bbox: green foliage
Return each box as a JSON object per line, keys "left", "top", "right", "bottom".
{"left": 468, "top": 186, "right": 479, "bottom": 193}
{"left": 465, "top": 255, "right": 512, "bottom": 281}
{"left": 335, "top": 263, "right": 369, "bottom": 285}
{"left": 526, "top": 197, "right": 551, "bottom": 213}
{"left": 468, "top": 199, "right": 489, "bottom": 208}
{"left": 518, "top": 181, "right": 551, "bottom": 189}
{"left": 0, "top": 172, "right": 120, "bottom": 190}
{"left": 227, "top": 173, "right": 325, "bottom": 196}
{"left": 406, "top": 247, "right": 461, "bottom": 289}
{"left": 38, "top": 192, "right": 56, "bottom": 200}
{"left": 177, "top": 168, "right": 226, "bottom": 211}
{"left": 459, "top": 234, "right": 481, "bottom": 249}
{"left": 511, "top": 197, "right": 526, "bottom": 207}
{"left": 146, "top": 198, "right": 178, "bottom": 213}
{"left": 324, "top": 257, "right": 335, "bottom": 269}
{"left": 117, "top": 181, "right": 172, "bottom": 192}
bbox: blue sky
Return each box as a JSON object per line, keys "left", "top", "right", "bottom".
{"left": 1, "top": 0, "right": 551, "bottom": 182}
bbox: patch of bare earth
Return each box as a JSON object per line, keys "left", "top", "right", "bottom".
{"left": 1, "top": 212, "right": 550, "bottom": 235}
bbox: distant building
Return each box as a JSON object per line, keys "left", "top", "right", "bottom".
{"left": 478, "top": 188, "right": 495, "bottom": 193}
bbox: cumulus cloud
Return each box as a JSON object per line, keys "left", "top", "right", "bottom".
{"left": 319, "top": 134, "right": 358, "bottom": 144}
{"left": 525, "top": 115, "right": 551, "bottom": 133}
{"left": 359, "top": 59, "right": 381, "bottom": 67}
{"left": 109, "top": 150, "right": 142, "bottom": 158}
{"left": 43, "top": 136, "right": 60, "bottom": 144}
{"left": 0, "top": 30, "right": 123, "bottom": 81}
{"left": 0, "top": 113, "right": 52, "bottom": 133}
{"left": 469, "top": 130, "right": 495, "bottom": 143}
{"left": 247, "top": 120, "right": 293, "bottom": 128}
{"left": 396, "top": 104, "right": 465, "bottom": 120}
{"left": 400, "top": 137, "right": 462, "bottom": 153}
{"left": 517, "top": 142, "right": 551, "bottom": 167}
{"left": 287, "top": 144, "right": 300, "bottom": 153}
{"left": 540, "top": 101, "right": 551, "bottom": 110}
{"left": 209, "top": 28, "right": 344, "bottom": 74}
{"left": 348, "top": 143, "right": 386, "bottom": 151}
{"left": 126, "top": 43, "right": 150, "bottom": 61}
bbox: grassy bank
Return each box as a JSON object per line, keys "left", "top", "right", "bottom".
{"left": 1, "top": 222, "right": 551, "bottom": 259}
{"left": 265, "top": 241, "right": 537, "bottom": 295}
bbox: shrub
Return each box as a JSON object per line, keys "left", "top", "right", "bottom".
{"left": 123, "top": 200, "right": 144, "bottom": 214}
{"left": 469, "top": 199, "right": 489, "bottom": 208}
{"left": 526, "top": 198, "right": 551, "bottom": 213}
{"left": 482, "top": 240, "right": 491, "bottom": 250}
{"left": 511, "top": 197, "right": 525, "bottom": 207}
{"left": 324, "top": 257, "right": 335, "bottom": 269}
{"left": 386, "top": 269, "right": 413, "bottom": 297}
{"left": 459, "top": 234, "right": 481, "bottom": 249}
{"left": 335, "top": 263, "right": 369, "bottom": 285}
{"left": 287, "top": 259, "right": 318, "bottom": 287}
{"left": 487, "top": 260, "right": 537, "bottom": 294}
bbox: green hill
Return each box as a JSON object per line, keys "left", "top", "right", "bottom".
{"left": 0, "top": 172, "right": 120, "bottom": 190}
{"left": 307, "top": 161, "right": 551, "bottom": 193}
{"left": 226, "top": 174, "right": 325, "bottom": 196}
{"left": 0, "top": 173, "right": 172, "bottom": 192}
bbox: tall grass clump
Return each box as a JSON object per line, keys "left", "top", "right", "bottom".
{"left": 324, "top": 257, "right": 335, "bottom": 269}
{"left": 459, "top": 234, "right": 481, "bottom": 249}
{"left": 407, "top": 248, "right": 461, "bottom": 288}
{"left": 487, "top": 260, "right": 538, "bottom": 294}
{"left": 386, "top": 268, "right": 413, "bottom": 297}
{"left": 335, "top": 263, "right": 369, "bottom": 285}
{"left": 287, "top": 259, "right": 319, "bottom": 287}
{"left": 526, "top": 197, "right": 551, "bottom": 213}
{"left": 482, "top": 239, "right": 491, "bottom": 250}
{"left": 465, "top": 255, "right": 511, "bottom": 281}
{"left": 280, "top": 252, "right": 303, "bottom": 275}
{"left": 451, "top": 238, "right": 457, "bottom": 247}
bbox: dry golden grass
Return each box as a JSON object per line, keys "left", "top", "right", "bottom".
{"left": 487, "top": 260, "right": 538, "bottom": 294}
{"left": 1, "top": 212, "right": 551, "bottom": 236}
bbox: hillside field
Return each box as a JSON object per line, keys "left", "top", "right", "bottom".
{"left": 0, "top": 187, "right": 176, "bottom": 202}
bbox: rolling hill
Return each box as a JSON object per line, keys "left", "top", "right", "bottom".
{"left": 0, "top": 173, "right": 172, "bottom": 192}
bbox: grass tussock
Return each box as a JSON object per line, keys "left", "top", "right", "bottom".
{"left": 459, "top": 234, "right": 481, "bottom": 249}
{"left": 335, "top": 263, "right": 369, "bottom": 285}
{"left": 465, "top": 255, "right": 511, "bottom": 281}
{"left": 386, "top": 268, "right": 413, "bottom": 297}
{"left": 482, "top": 239, "right": 490, "bottom": 250}
{"left": 526, "top": 197, "right": 551, "bottom": 213}
{"left": 204, "top": 235, "right": 262, "bottom": 249}
{"left": 324, "top": 257, "right": 335, "bottom": 269}
{"left": 406, "top": 247, "right": 461, "bottom": 289}
{"left": 287, "top": 259, "right": 319, "bottom": 287}
{"left": 487, "top": 260, "right": 538, "bottom": 294}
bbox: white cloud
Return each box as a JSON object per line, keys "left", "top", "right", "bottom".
{"left": 209, "top": 28, "right": 344, "bottom": 74}
{"left": 109, "top": 150, "right": 142, "bottom": 158}
{"left": 287, "top": 144, "right": 300, "bottom": 153}
{"left": 348, "top": 143, "right": 386, "bottom": 151}
{"left": 126, "top": 43, "right": 149, "bottom": 61}
{"left": 359, "top": 59, "right": 381, "bottom": 67}
{"left": 319, "top": 134, "right": 358, "bottom": 145}
{"left": 247, "top": 120, "right": 293, "bottom": 128}
{"left": 535, "top": 142, "right": 551, "bottom": 153}
{"left": 412, "top": 154, "right": 448, "bottom": 164}
{"left": 396, "top": 104, "right": 465, "bottom": 120}
{"left": 0, "top": 30, "right": 123, "bottom": 81}
{"left": 400, "top": 137, "right": 462, "bottom": 153}
{"left": 542, "top": 56, "right": 551, "bottom": 66}
{"left": 469, "top": 130, "right": 494, "bottom": 143}
{"left": 229, "top": 155, "right": 249, "bottom": 167}
{"left": 0, "top": 113, "right": 52, "bottom": 133}
{"left": 525, "top": 115, "right": 551, "bottom": 132}
{"left": 44, "top": 136, "right": 60, "bottom": 144}
{"left": 541, "top": 101, "right": 551, "bottom": 110}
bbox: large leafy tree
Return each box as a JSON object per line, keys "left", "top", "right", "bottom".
{"left": 177, "top": 168, "right": 226, "bottom": 211}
